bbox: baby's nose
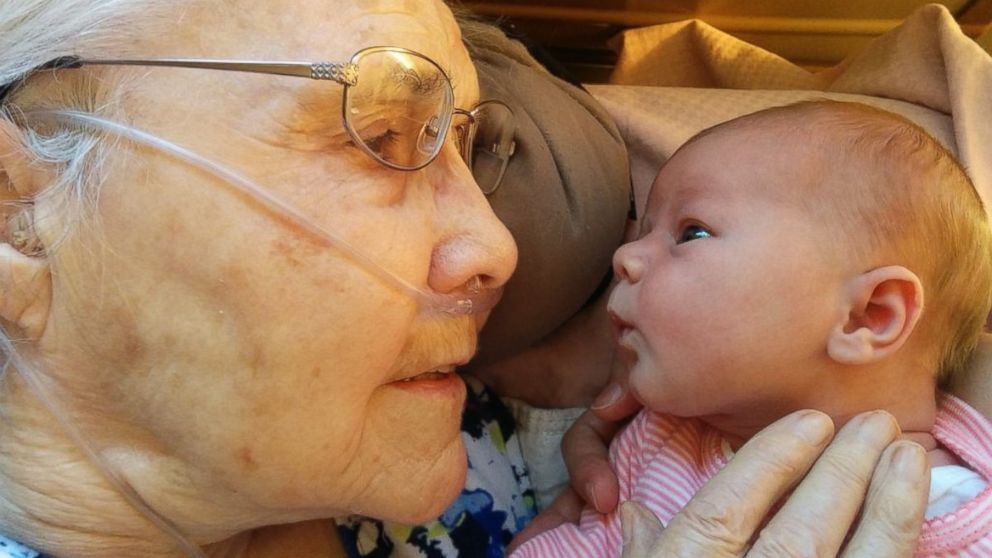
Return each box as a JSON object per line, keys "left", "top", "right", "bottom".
{"left": 613, "top": 242, "right": 645, "bottom": 284}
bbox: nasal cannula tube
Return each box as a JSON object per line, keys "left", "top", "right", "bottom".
{"left": 28, "top": 109, "right": 503, "bottom": 315}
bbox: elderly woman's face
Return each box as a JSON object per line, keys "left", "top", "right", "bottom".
{"left": 38, "top": 1, "right": 516, "bottom": 523}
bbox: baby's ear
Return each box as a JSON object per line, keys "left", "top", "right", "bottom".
{"left": 0, "top": 119, "right": 53, "bottom": 340}
{"left": 826, "top": 266, "right": 923, "bottom": 365}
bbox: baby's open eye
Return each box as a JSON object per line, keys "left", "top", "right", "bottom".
{"left": 676, "top": 224, "right": 712, "bottom": 244}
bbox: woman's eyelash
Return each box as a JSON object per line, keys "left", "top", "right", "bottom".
{"left": 364, "top": 130, "right": 399, "bottom": 152}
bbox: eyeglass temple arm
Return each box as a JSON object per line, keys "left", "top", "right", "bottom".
{"left": 0, "top": 57, "right": 80, "bottom": 101}
{"left": 40, "top": 55, "right": 359, "bottom": 85}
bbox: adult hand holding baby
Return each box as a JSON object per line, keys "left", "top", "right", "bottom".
{"left": 617, "top": 411, "right": 927, "bottom": 558}
{"left": 515, "top": 407, "right": 928, "bottom": 557}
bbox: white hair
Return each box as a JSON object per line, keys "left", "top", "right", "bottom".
{"left": 1, "top": 1, "right": 195, "bottom": 238}
{"left": 2, "top": 1, "right": 149, "bottom": 84}
{"left": 0, "top": 5, "right": 221, "bottom": 556}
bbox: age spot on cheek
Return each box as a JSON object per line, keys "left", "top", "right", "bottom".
{"left": 237, "top": 446, "right": 259, "bottom": 472}
{"left": 119, "top": 325, "right": 146, "bottom": 363}
{"left": 271, "top": 237, "right": 308, "bottom": 269}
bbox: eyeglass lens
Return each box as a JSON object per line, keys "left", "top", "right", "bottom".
{"left": 466, "top": 102, "right": 515, "bottom": 194}
{"left": 344, "top": 48, "right": 454, "bottom": 170}
{"left": 343, "top": 48, "right": 514, "bottom": 193}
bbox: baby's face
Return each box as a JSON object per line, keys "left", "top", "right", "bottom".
{"left": 607, "top": 126, "right": 850, "bottom": 423}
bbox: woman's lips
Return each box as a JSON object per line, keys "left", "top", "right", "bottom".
{"left": 399, "top": 371, "right": 450, "bottom": 382}
{"left": 388, "top": 369, "right": 465, "bottom": 395}
{"left": 389, "top": 365, "right": 460, "bottom": 385}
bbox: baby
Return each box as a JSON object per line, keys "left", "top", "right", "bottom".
{"left": 511, "top": 100, "right": 992, "bottom": 557}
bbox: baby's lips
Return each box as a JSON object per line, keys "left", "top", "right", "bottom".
{"left": 607, "top": 308, "right": 633, "bottom": 339}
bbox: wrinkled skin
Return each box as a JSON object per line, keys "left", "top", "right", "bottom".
{"left": 0, "top": 0, "right": 516, "bottom": 555}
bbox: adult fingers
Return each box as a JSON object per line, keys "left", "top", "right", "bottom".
{"left": 620, "top": 501, "right": 666, "bottom": 558}
{"left": 561, "top": 409, "right": 627, "bottom": 513}
{"left": 566, "top": 352, "right": 641, "bottom": 513}
{"left": 507, "top": 489, "right": 584, "bottom": 554}
{"left": 749, "top": 411, "right": 901, "bottom": 556}
{"left": 590, "top": 381, "right": 642, "bottom": 422}
{"left": 841, "top": 440, "right": 929, "bottom": 558}
{"left": 590, "top": 354, "right": 642, "bottom": 422}
{"left": 647, "top": 410, "right": 835, "bottom": 557}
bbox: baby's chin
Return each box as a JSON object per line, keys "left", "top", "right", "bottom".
{"left": 627, "top": 362, "right": 680, "bottom": 411}
{"left": 629, "top": 379, "right": 712, "bottom": 419}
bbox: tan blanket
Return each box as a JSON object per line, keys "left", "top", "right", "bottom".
{"left": 589, "top": 3, "right": 992, "bottom": 219}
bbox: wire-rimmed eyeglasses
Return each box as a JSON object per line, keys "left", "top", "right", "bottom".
{"left": 0, "top": 46, "right": 516, "bottom": 195}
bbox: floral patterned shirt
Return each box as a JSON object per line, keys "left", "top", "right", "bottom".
{"left": 337, "top": 375, "right": 538, "bottom": 557}
{"left": 0, "top": 536, "right": 45, "bottom": 558}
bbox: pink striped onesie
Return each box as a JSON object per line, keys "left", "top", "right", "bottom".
{"left": 511, "top": 394, "right": 992, "bottom": 557}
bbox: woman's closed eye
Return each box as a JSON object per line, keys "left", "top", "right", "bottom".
{"left": 348, "top": 113, "right": 413, "bottom": 164}
{"left": 363, "top": 129, "right": 400, "bottom": 156}
{"left": 676, "top": 223, "right": 712, "bottom": 244}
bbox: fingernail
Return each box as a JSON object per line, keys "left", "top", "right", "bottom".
{"left": 591, "top": 383, "right": 623, "bottom": 410}
{"left": 586, "top": 482, "right": 603, "bottom": 513}
{"left": 851, "top": 411, "right": 898, "bottom": 447}
{"left": 794, "top": 410, "right": 833, "bottom": 446}
{"left": 892, "top": 442, "right": 926, "bottom": 480}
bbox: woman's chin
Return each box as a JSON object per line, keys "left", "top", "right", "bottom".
{"left": 409, "top": 447, "right": 468, "bottom": 523}
{"left": 378, "top": 438, "right": 468, "bottom": 524}
{"left": 356, "top": 385, "right": 469, "bottom": 522}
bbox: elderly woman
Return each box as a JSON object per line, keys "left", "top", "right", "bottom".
{"left": 0, "top": 1, "right": 931, "bottom": 557}
{"left": 1, "top": 0, "right": 516, "bottom": 554}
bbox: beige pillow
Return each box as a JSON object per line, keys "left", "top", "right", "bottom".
{"left": 464, "top": 21, "right": 632, "bottom": 365}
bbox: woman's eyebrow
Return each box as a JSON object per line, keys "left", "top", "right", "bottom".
{"left": 388, "top": 66, "right": 446, "bottom": 95}
{"left": 294, "top": 83, "right": 344, "bottom": 113}
{"left": 275, "top": 84, "right": 349, "bottom": 142}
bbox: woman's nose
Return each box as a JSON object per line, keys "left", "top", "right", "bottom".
{"left": 426, "top": 155, "right": 518, "bottom": 297}
{"left": 613, "top": 241, "right": 645, "bottom": 284}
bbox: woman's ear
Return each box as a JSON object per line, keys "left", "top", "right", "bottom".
{"left": 827, "top": 266, "right": 923, "bottom": 365}
{"left": 0, "top": 119, "right": 53, "bottom": 340}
